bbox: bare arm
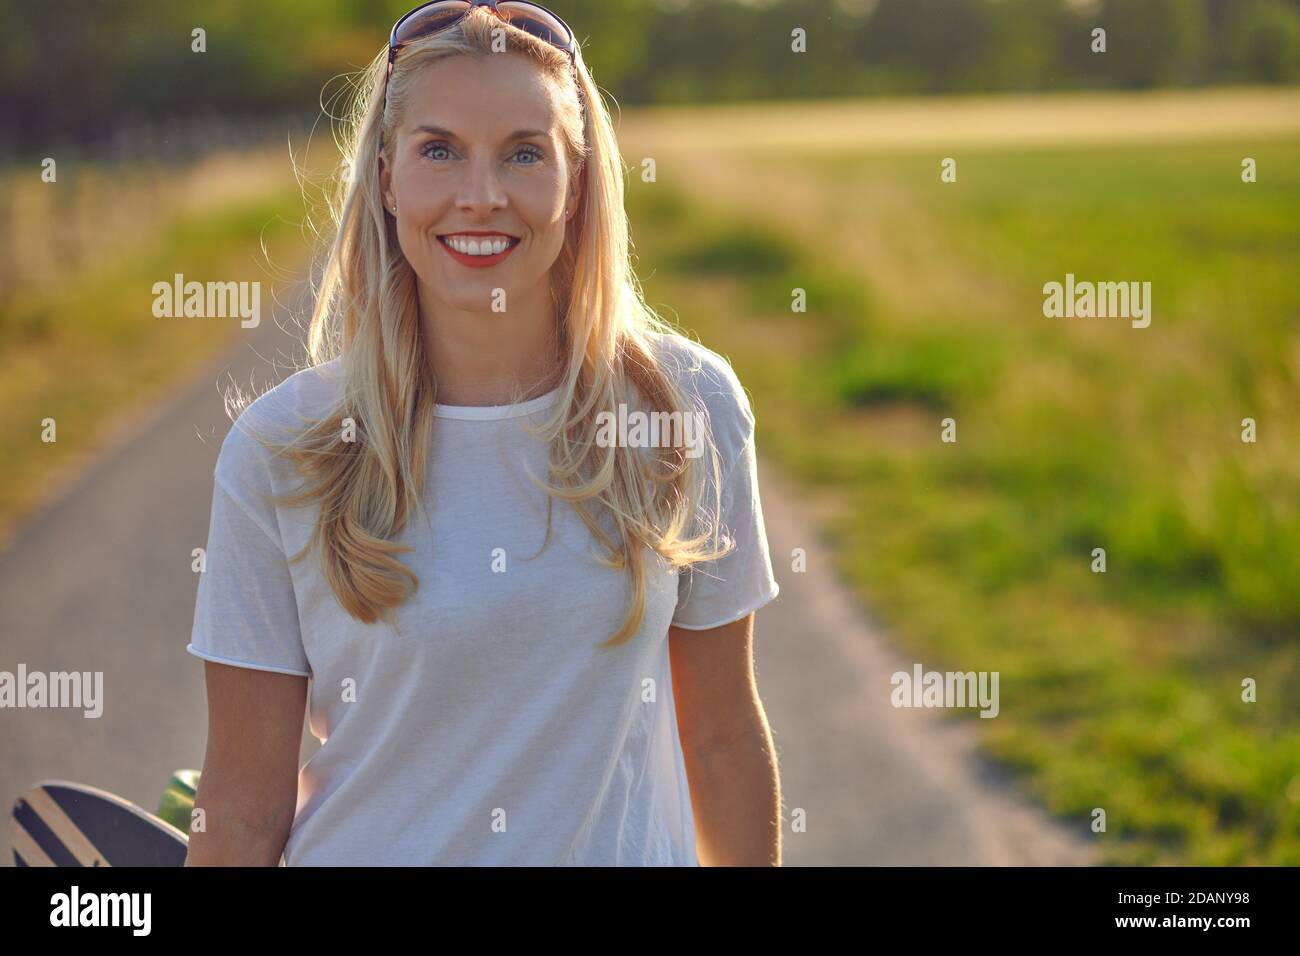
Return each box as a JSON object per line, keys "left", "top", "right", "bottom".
{"left": 669, "top": 613, "right": 781, "bottom": 866}
{"left": 183, "top": 662, "right": 307, "bottom": 866}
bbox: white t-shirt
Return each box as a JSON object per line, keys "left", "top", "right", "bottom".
{"left": 187, "top": 331, "right": 780, "bottom": 865}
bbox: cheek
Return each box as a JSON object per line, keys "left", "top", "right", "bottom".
{"left": 524, "top": 170, "right": 570, "bottom": 224}
{"left": 534, "top": 212, "right": 568, "bottom": 258}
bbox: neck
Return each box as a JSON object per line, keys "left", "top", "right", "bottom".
{"left": 418, "top": 282, "right": 564, "bottom": 406}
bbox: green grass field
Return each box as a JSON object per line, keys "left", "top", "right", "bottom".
{"left": 0, "top": 179, "right": 315, "bottom": 545}
{"left": 627, "top": 127, "right": 1300, "bottom": 865}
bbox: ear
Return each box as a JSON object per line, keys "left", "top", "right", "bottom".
{"left": 379, "top": 154, "right": 395, "bottom": 213}
{"left": 565, "top": 169, "right": 584, "bottom": 222}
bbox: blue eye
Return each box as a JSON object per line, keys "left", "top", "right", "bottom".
{"left": 419, "top": 140, "right": 544, "bottom": 164}
{"left": 421, "top": 141, "right": 453, "bottom": 161}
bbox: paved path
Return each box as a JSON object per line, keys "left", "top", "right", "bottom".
{"left": 1, "top": 295, "right": 1094, "bottom": 865}
{"left": 0, "top": 290, "right": 319, "bottom": 864}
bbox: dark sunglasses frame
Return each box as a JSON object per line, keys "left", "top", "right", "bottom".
{"left": 387, "top": 0, "right": 578, "bottom": 81}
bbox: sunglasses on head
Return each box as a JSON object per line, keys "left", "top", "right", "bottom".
{"left": 387, "top": 0, "right": 578, "bottom": 81}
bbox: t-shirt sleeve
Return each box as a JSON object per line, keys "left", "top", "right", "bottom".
{"left": 670, "top": 360, "right": 781, "bottom": 631}
{"left": 187, "top": 413, "right": 311, "bottom": 677}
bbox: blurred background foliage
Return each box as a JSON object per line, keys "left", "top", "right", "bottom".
{"left": 5, "top": 0, "right": 1300, "bottom": 157}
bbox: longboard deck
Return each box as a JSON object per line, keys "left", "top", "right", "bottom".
{"left": 12, "top": 780, "right": 188, "bottom": 867}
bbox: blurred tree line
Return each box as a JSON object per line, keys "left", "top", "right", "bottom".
{"left": 3, "top": 0, "right": 1299, "bottom": 158}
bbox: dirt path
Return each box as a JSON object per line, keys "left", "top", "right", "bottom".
{"left": 0, "top": 290, "right": 320, "bottom": 864}
{"left": 755, "top": 461, "right": 1095, "bottom": 864}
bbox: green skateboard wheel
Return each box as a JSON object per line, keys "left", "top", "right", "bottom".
{"left": 157, "top": 769, "right": 201, "bottom": 835}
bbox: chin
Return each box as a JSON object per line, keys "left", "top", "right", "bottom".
{"left": 441, "top": 287, "right": 511, "bottom": 311}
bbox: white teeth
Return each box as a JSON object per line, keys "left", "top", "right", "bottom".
{"left": 444, "top": 235, "right": 513, "bottom": 255}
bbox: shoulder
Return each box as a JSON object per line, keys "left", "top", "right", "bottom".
{"left": 644, "top": 329, "right": 756, "bottom": 464}
{"left": 214, "top": 357, "right": 344, "bottom": 494}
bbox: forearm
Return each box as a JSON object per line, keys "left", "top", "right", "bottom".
{"left": 184, "top": 814, "right": 288, "bottom": 866}
{"left": 183, "top": 775, "right": 295, "bottom": 866}
{"left": 682, "top": 722, "right": 782, "bottom": 866}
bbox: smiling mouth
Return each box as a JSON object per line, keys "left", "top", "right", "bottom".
{"left": 437, "top": 234, "right": 521, "bottom": 257}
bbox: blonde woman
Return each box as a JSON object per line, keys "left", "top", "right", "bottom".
{"left": 184, "top": 1, "right": 781, "bottom": 867}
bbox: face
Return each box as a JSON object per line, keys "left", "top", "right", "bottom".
{"left": 379, "top": 53, "right": 580, "bottom": 315}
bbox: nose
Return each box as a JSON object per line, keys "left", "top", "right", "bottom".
{"left": 455, "top": 154, "right": 507, "bottom": 216}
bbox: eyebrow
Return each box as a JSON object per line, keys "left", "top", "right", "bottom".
{"left": 411, "top": 125, "right": 548, "bottom": 142}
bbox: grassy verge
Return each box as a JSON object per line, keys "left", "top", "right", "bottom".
{"left": 0, "top": 189, "right": 316, "bottom": 544}
{"left": 627, "top": 135, "right": 1300, "bottom": 865}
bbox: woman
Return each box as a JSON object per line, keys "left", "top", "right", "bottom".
{"left": 184, "top": 1, "right": 781, "bottom": 866}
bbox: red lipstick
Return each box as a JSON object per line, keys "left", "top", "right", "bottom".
{"left": 437, "top": 232, "right": 521, "bottom": 269}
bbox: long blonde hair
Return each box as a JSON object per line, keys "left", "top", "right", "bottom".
{"left": 234, "top": 8, "right": 732, "bottom": 647}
